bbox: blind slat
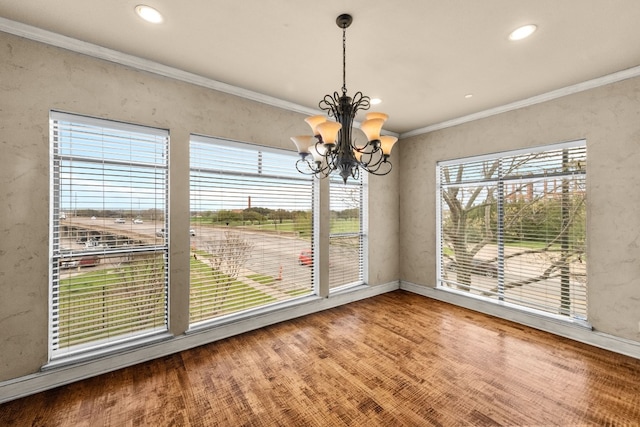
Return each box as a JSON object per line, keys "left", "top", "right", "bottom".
{"left": 189, "top": 136, "right": 315, "bottom": 325}
{"left": 437, "top": 141, "right": 587, "bottom": 320}
{"left": 329, "top": 175, "right": 364, "bottom": 289}
{"left": 51, "top": 112, "right": 169, "bottom": 358}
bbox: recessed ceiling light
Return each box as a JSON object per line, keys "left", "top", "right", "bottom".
{"left": 135, "top": 5, "right": 163, "bottom": 24}
{"left": 464, "top": 94, "right": 473, "bottom": 99}
{"left": 508, "top": 24, "right": 537, "bottom": 41}
{"left": 370, "top": 98, "right": 382, "bottom": 105}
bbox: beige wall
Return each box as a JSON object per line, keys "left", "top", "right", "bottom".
{"left": 0, "top": 31, "right": 399, "bottom": 383}
{"left": 399, "top": 75, "right": 640, "bottom": 344}
{"left": 7, "top": 20, "right": 638, "bottom": 391}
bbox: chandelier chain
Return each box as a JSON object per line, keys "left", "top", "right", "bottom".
{"left": 342, "top": 24, "right": 347, "bottom": 95}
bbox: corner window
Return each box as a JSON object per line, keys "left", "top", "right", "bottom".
{"left": 437, "top": 141, "right": 587, "bottom": 320}
{"left": 50, "top": 112, "right": 169, "bottom": 359}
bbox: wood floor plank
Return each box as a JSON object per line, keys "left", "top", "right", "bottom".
{"left": 2, "top": 290, "right": 640, "bottom": 426}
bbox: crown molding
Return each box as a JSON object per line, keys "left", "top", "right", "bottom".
{"left": 0, "top": 17, "right": 401, "bottom": 138}
{"left": 400, "top": 65, "right": 640, "bottom": 139}
{"left": 0, "top": 17, "right": 320, "bottom": 117}
{"left": 1, "top": 17, "right": 635, "bottom": 140}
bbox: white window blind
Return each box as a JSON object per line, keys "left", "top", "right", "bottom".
{"left": 329, "top": 173, "right": 364, "bottom": 289}
{"left": 50, "top": 112, "right": 169, "bottom": 359}
{"left": 437, "top": 141, "right": 587, "bottom": 320}
{"left": 189, "top": 135, "right": 315, "bottom": 325}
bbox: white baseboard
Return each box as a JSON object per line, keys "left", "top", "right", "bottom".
{"left": 0, "top": 281, "right": 399, "bottom": 404}
{"left": 401, "top": 281, "right": 640, "bottom": 360}
{"left": 8, "top": 279, "right": 636, "bottom": 404}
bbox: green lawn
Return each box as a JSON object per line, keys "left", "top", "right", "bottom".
{"left": 57, "top": 262, "right": 166, "bottom": 348}
{"left": 56, "top": 257, "right": 280, "bottom": 347}
{"left": 189, "top": 256, "right": 277, "bottom": 322}
{"left": 190, "top": 218, "right": 360, "bottom": 235}
{"left": 246, "top": 273, "right": 276, "bottom": 285}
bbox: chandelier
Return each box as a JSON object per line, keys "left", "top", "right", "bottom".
{"left": 291, "top": 14, "right": 398, "bottom": 183}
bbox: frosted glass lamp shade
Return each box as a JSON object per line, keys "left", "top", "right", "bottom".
{"left": 291, "top": 135, "right": 316, "bottom": 155}
{"left": 304, "top": 115, "right": 327, "bottom": 136}
{"left": 316, "top": 121, "right": 342, "bottom": 146}
{"left": 379, "top": 135, "right": 398, "bottom": 156}
{"left": 365, "top": 112, "right": 388, "bottom": 122}
{"left": 310, "top": 144, "right": 326, "bottom": 163}
{"left": 360, "top": 118, "right": 385, "bottom": 141}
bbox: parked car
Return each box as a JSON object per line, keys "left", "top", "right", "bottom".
{"left": 298, "top": 249, "right": 312, "bottom": 266}
{"left": 60, "top": 255, "right": 100, "bottom": 269}
{"left": 114, "top": 218, "right": 126, "bottom": 224}
{"left": 444, "top": 259, "right": 498, "bottom": 278}
{"left": 133, "top": 218, "right": 143, "bottom": 224}
{"left": 156, "top": 228, "right": 195, "bottom": 237}
{"left": 84, "top": 239, "right": 105, "bottom": 249}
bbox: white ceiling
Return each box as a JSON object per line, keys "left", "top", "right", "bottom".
{"left": 1, "top": 1, "right": 640, "bottom": 135}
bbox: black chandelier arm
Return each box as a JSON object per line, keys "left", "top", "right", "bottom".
{"left": 360, "top": 156, "right": 393, "bottom": 176}
{"left": 295, "top": 158, "right": 317, "bottom": 176}
{"left": 355, "top": 141, "right": 386, "bottom": 169}
{"left": 319, "top": 92, "right": 342, "bottom": 118}
{"left": 319, "top": 91, "right": 371, "bottom": 119}
{"left": 350, "top": 91, "right": 370, "bottom": 115}
{"left": 296, "top": 157, "right": 330, "bottom": 176}
{"left": 359, "top": 148, "right": 384, "bottom": 169}
{"left": 355, "top": 140, "right": 381, "bottom": 156}
{"left": 325, "top": 149, "right": 346, "bottom": 173}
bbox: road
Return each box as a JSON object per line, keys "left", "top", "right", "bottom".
{"left": 59, "top": 217, "right": 360, "bottom": 290}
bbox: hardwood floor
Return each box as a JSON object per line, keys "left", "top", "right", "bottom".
{"left": 2, "top": 290, "right": 640, "bottom": 426}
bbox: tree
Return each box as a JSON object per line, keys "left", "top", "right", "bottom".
{"left": 292, "top": 210, "right": 312, "bottom": 235}
{"left": 272, "top": 209, "right": 292, "bottom": 224}
{"left": 116, "top": 253, "right": 166, "bottom": 319}
{"left": 242, "top": 209, "right": 263, "bottom": 224}
{"left": 441, "top": 150, "right": 586, "bottom": 314}
{"left": 442, "top": 159, "right": 499, "bottom": 287}
{"left": 335, "top": 208, "right": 359, "bottom": 220}
{"left": 216, "top": 209, "right": 241, "bottom": 224}
{"left": 203, "top": 230, "right": 254, "bottom": 311}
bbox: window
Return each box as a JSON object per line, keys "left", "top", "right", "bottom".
{"left": 50, "top": 112, "right": 169, "bottom": 359}
{"left": 437, "top": 141, "right": 587, "bottom": 320}
{"left": 189, "top": 136, "right": 315, "bottom": 325}
{"left": 329, "top": 173, "right": 365, "bottom": 289}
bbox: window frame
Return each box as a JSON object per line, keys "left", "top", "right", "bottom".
{"left": 436, "top": 140, "right": 588, "bottom": 323}
{"left": 188, "top": 134, "right": 317, "bottom": 327}
{"left": 328, "top": 172, "right": 367, "bottom": 291}
{"left": 49, "top": 111, "right": 170, "bottom": 362}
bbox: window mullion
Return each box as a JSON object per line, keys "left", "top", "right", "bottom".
{"left": 497, "top": 160, "right": 505, "bottom": 300}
